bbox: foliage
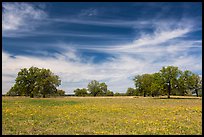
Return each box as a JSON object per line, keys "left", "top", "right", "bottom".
{"left": 74, "top": 88, "right": 88, "bottom": 96}
{"left": 150, "top": 72, "right": 163, "bottom": 97}
{"left": 159, "top": 66, "right": 181, "bottom": 98}
{"left": 133, "top": 74, "right": 158, "bottom": 97}
{"left": 6, "top": 66, "right": 61, "bottom": 98}
{"left": 114, "top": 92, "right": 121, "bottom": 96}
{"left": 133, "top": 75, "right": 143, "bottom": 95}
{"left": 99, "top": 82, "right": 108, "bottom": 95}
{"left": 106, "top": 90, "right": 114, "bottom": 96}
{"left": 87, "top": 80, "right": 101, "bottom": 96}
{"left": 114, "top": 92, "right": 126, "bottom": 96}
{"left": 177, "top": 70, "right": 194, "bottom": 96}
{"left": 133, "top": 66, "right": 201, "bottom": 98}
{"left": 126, "top": 88, "right": 136, "bottom": 96}
{"left": 190, "top": 74, "right": 202, "bottom": 97}
{"left": 56, "top": 89, "right": 65, "bottom": 96}
{"left": 87, "top": 80, "right": 109, "bottom": 96}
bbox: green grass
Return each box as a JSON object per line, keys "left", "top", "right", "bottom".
{"left": 2, "top": 96, "right": 202, "bottom": 135}
{"left": 27, "top": 99, "right": 80, "bottom": 106}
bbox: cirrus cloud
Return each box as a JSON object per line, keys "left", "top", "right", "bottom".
{"left": 2, "top": 2, "right": 47, "bottom": 37}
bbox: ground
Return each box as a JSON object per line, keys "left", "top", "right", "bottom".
{"left": 2, "top": 96, "right": 202, "bottom": 135}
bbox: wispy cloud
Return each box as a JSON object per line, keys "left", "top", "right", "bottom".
{"left": 76, "top": 21, "right": 199, "bottom": 54}
{"left": 132, "top": 28, "right": 190, "bottom": 47}
{"left": 2, "top": 29, "right": 133, "bottom": 40}
{"left": 2, "top": 2, "right": 47, "bottom": 37}
{"left": 2, "top": 32, "right": 202, "bottom": 94}
{"left": 78, "top": 8, "right": 99, "bottom": 17}
{"left": 52, "top": 18, "right": 151, "bottom": 29}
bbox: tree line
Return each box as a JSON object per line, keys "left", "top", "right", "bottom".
{"left": 74, "top": 66, "right": 202, "bottom": 98}
{"left": 130, "top": 66, "right": 202, "bottom": 98}
{"left": 6, "top": 66, "right": 202, "bottom": 98}
{"left": 73, "top": 80, "right": 114, "bottom": 97}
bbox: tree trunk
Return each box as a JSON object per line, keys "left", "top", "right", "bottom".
{"left": 152, "top": 93, "right": 154, "bottom": 97}
{"left": 43, "top": 94, "right": 46, "bottom": 98}
{"left": 182, "top": 92, "right": 185, "bottom": 96}
{"left": 168, "top": 81, "right": 171, "bottom": 98}
{"left": 195, "top": 89, "right": 198, "bottom": 97}
{"left": 30, "top": 93, "right": 34, "bottom": 98}
{"left": 144, "top": 92, "right": 146, "bottom": 97}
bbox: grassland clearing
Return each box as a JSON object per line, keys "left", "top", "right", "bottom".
{"left": 2, "top": 96, "right": 202, "bottom": 135}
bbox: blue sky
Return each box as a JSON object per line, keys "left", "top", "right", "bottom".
{"left": 2, "top": 2, "right": 202, "bottom": 94}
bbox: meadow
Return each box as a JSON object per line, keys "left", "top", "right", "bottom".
{"left": 2, "top": 96, "right": 202, "bottom": 135}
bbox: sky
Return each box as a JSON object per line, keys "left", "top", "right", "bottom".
{"left": 2, "top": 2, "right": 202, "bottom": 94}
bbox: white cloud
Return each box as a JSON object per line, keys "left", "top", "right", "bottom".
{"left": 78, "top": 26, "right": 200, "bottom": 61}
{"left": 133, "top": 27, "right": 190, "bottom": 47}
{"left": 2, "top": 2, "right": 47, "bottom": 37}
{"left": 78, "top": 8, "right": 98, "bottom": 17}
{"left": 171, "top": 55, "right": 202, "bottom": 72}
{"left": 47, "top": 17, "right": 153, "bottom": 29}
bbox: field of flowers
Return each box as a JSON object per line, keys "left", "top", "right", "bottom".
{"left": 2, "top": 96, "right": 202, "bottom": 135}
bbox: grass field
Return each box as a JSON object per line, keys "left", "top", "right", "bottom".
{"left": 2, "top": 96, "right": 202, "bottom": 135}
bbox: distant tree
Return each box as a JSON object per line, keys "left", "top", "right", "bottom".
{"left": 87, "top": 80, "right": 101, "bottom": 96}
{"left": 133, "top": 74, "right": 153, "bottom": 97}
{"left": 160, "top": 66, "right": 181, "bottom": 98}
{"left": 87, "top": 80, "right": 109, "bottom": 96}
{"left": 114, "top": 92, "right": 121, "bottom": 96}
{"left": 6, "top": 66, "right": 61, "bottom": 98}
{"left": 133, "top": 75, "right": 145, "bottom": 96}
{"left": 134, "top": 88, "right": 140, "bottom": 96}
{"left": 99, "top": 82, "right": 108, "bottom": 95}
{"left": 132, "top": 66, "right": 201, "bottom": 98}
{"left": 120, "top": 93, "right": 126, "bottom": 96}
{"left": 6, "top": 85, "right": 20, "bottom": 96}
{"left": 177, "top": 70, "right": 194, "bottom": 96}
{"left": 190, "top": 74, "right": 202, "bottom": 97}
{"left": 13, "top": 68, "right": 32, "bottom": 96}
{"left": 38, "top": 68, "right": 61, "bottom": 98}
{"left": 142, "top": 74, "right": 154, "bottom": 97}
{"left": 106, "top": 90, "right": 114, "bottom": 96}
{"left": 150, "top": 72, "right": 163, "bottom": 97}
{"left": 126, "top": 87, "right": 136, "bottom": 96}
{"left": 74, "top": 88, "right": 88, "bottom": 96}
{"left": 57, "top": 89, "right": 65, "bottom": 96}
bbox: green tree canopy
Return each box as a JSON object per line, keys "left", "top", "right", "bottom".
{"left": 160, "top": 66, "right": 181, "bottom": 98}
{"left": 126, "top": 87, "right": 136, "bottom": 96}
{"left": 114, "top": 92, "right": 121, "bottom": 96}
{"left": 106, "top": 90, "right": 114, "bottom": 96}
{"left": 74, "top": 88, "right": 88, "bottom": 96}
{"left": 7, "top": 66, "right": 61, "bottom": 98}
{"left": 133, "top": 74, "right": 153, "bottom": 97}
{"left": 132, "top": 66, "right": 201, "bottom": 98}
{"left": 190, "top": 74, "right": 202, "bottom": 97}
{"left": 56, "top": 89, "right": 65, "bottom": 96}
{"left": 150, "top": 72, "right": 163, "bottom": 97}
{"left": 87, "top": 80, "right": 101, "bottom": 96}
{"left": 177, "top": 70, "right": 194, "bottom": 96}
{"left": 87, "top": 80, "right": 109, "bottom": 96}
{"left": 99, "top": 82, "right": 108, "bottom": 95}
{"left": 133, "top": 75, "right": 144, "bottom": 96}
